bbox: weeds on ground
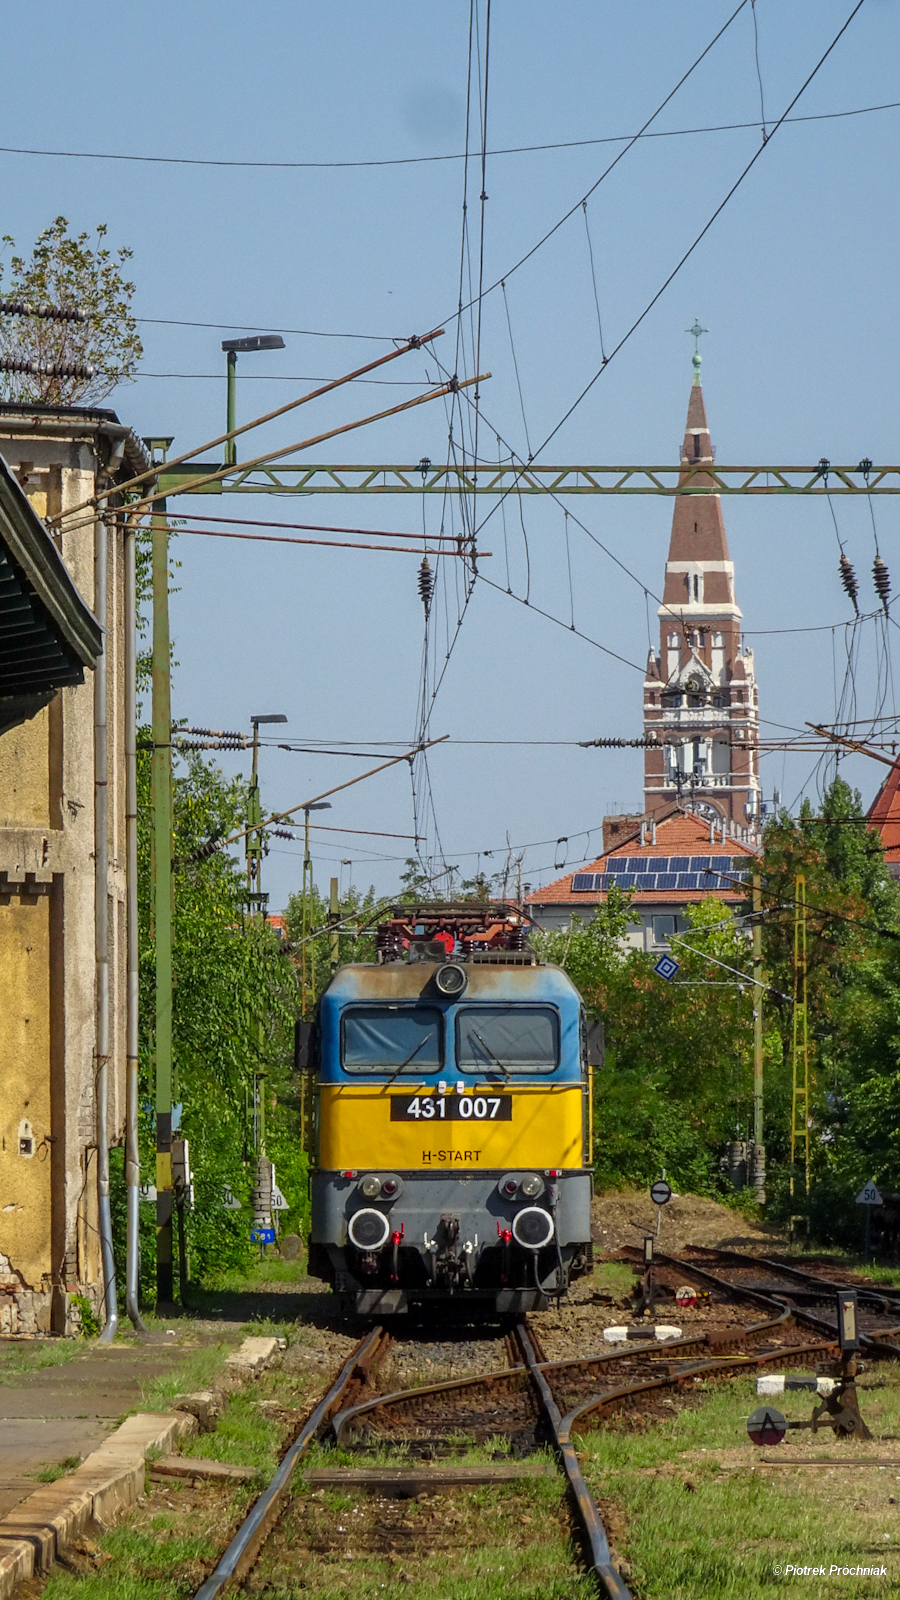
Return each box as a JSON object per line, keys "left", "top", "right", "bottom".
{"left": 35, "top": 1455, "right": 82, "bottom": 1483}
{"left": 581, "top": 1362, "right": 900, "bottom": 1597}
{"left": 0, "top": 1340, "right": 82, "bottom": 1382}
{"left": 592, "top": 1259, "right": 635, "bottom": 1300}
{"left": 139, "top": 1344, "right": 232, "bottom": 1411}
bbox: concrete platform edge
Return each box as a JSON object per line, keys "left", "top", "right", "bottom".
{"left": 0, "top": 1333, "right": 283, "bottom": 1597}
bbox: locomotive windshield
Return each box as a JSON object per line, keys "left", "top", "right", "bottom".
{"left": 456, "top": 1005, "right": 559, "bottom": 1074}
{"left": 341, "top": 1005, "right": 443, "bottom": 1073}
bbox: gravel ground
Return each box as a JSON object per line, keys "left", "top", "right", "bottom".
{"left": 381, "top": 1333, "right": 511, "bottom": 1389}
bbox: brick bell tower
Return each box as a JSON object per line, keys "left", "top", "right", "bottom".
{"left": 643, "top": 334, "right": 760, "bottom": 831}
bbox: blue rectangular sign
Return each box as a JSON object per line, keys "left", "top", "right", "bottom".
{"left": 250, "top": 1227, "right": 276, "bottom": 1244}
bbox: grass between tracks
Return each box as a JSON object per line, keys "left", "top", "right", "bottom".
{"left": 32, "top": 1250, "right": 900, "bottom": 1600}
{"left": 581, "top": 1359, "right": 900, "bottom": 1598}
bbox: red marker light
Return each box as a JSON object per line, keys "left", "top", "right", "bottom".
{"left": 382, "top": 1179, "right": 398, "bottom": 1196}
{"left": 503, "top": 1179, "right": 518, "bottom": 1197}
{"left": 342, "top": 1170, "right": 357, "bottom": 1179}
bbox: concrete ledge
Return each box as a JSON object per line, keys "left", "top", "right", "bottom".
{"left": 0, "top": 1333, "right": 284, "bottom": 1598}
{"left": 224, "top": 1335, "right": 284, "bottom": 1374}
{"left": 0, "top": 1538, "right": 34, "bottom": 1595}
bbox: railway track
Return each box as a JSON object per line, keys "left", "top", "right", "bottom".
{"left": 653, "top": 1245, "right": 900, "bottom": 1358}
{"left": 190, "top": 1264, "right": 856, "bottom": 1600}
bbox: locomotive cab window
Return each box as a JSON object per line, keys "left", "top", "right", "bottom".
{"left": 456, "top": 1005, "right": 559, "bottom": 1075}
{"left": 341, "top": 1005, "right": 443, "bottom": 1073}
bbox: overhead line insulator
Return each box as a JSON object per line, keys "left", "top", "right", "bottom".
{"left": 418, "top": 554, "right": 434, "bottom": 614}
{"left": 839, "top": 553, "right": 859, "bottom": 614}
{"left": 873, "top": 554, "right": 891, "bottom": 613}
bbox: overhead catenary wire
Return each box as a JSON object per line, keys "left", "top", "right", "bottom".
{"left": 582, "top": 202, "right": 608, "bottom": 363}
{"left": 449, "top": 0, "right": 754, "bottom": 327}
{"left": 174, "top": 525, "right": 489, "bottom": 558}
{"left": 58, "top": 368, "right": 487, "bottom": 534}
{"left": 529, "top": 0, "right": 869, "bottom": 461}
{"left": 750, "top": 0, "right": 768, "bottom": 141}
{"left": 47, "top": 327, "right": 446, "bottom": 523}
{"left": 3, "top": 97, "right": 898, "bottom": 173}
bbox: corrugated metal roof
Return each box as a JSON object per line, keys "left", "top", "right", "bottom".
{"left": 0, "top": 451, "right": 101, "bottom": 731}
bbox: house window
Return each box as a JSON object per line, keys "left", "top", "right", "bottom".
{"left": 652, "top": 915, "right": 677, "bottom": 946}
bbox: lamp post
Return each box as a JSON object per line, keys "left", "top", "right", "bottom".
{"left": 247, "top": 713, "right": 287, "bottom": 915}
{"left": 221, "top": 335, "right": 286, "bottom": 466}
{"left": 301, "top": 802, "right": 332, "bottom": 1015}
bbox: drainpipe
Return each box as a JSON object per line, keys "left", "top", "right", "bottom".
{"left": 124, "top": 514, "right": 147, "bottom": 1330}
{"left": 95, "top": 510, "right": 118, "bottom": 1342}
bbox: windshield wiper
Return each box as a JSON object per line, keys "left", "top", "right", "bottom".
{"left": 383, "top": 1033, "right": 431, "bottom": 1086}
{"left": 470, "top": 1030, "right": 512, "bottom": 1080}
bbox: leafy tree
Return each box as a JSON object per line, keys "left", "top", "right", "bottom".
{"left": 0, "top": 217, "right": 142, "bottom": 404}
{"left": 757, "top": 778, "right": 900, "bottom": 1237}
{"left": 282, "top": 881, "right": 379, "bottom": 1013}
{"left": 535, "top": 891, "right": 767, "bottom": 1196}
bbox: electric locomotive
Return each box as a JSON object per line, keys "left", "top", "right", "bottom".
{"left": 304, "top": 904, "right": 599, "bottom": 1316}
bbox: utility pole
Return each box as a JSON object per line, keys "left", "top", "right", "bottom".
{"left": 300, "top": 802, "right": 331, "bottom": 1015}
{"left": 750, "top": 871, "right": 766, "bottom": 1205}
{"left": 151, "top": 500, "right": 174, "bottom": 1306}
{"left": 246, "top": 713, "right": 286, "bottom": 913}
{"left": 791, "top": 873, "right": 810, "bottom": 1222}
{"left": 222, "top": 335, "right": 285, "bottom": 468}
{"left": 329, "top": 877, "right": 340, "bottom": 969}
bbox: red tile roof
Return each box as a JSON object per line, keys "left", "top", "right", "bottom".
{"left": 868, "top": 757, "right": 900, "bottom": 863}
{"left": 527, "top": 807, "right": 758, "bottom": 907}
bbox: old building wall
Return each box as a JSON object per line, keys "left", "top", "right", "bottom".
{"left": 0, "top": 419, "right": 137, "bottom": 1332}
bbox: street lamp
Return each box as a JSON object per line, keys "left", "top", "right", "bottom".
{"left": 247, "top": 713, "right": 287, "bottom": 912}
{"left": 301, "top": 801, "right": 332, "bottom": 1015}
{"left": 221, "top": 335, "right": 286, "bottom": 466}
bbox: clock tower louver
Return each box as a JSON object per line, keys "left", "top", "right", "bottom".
{"left": 643, "top": 350, "right": 760, "bottom": 832}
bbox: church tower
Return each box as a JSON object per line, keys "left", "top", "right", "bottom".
{"left": 643, "top": 342, "right": 760, "bottom": 830}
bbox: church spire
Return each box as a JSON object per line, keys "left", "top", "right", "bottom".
{"left": 642, "top": 343, "right": 760, "bottom": 833}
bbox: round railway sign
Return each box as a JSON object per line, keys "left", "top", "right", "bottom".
{"left": 650, "top": 1180, "right": 672, "bottom": 1207}
{"left": 675, "top": 1285, "right": 697, "bottom": 1308}
{"left": 747, "top": 1405, "right": 787, "bottom": 1447}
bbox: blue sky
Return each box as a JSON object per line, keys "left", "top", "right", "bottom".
{"left": 3, "top": 1, "right": 899, "bottom": 905}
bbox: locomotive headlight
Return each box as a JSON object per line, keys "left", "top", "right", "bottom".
{"left": 512, "top": 1206, "right": 555, "bottom": 1251}
{"left": 348, "top": 1208, "right": 391, "bottom": 1251}
{"left": 359, "top": 1174, "right": 382, "bottom": 1199}
{"left": 520, "top": 1173, "right": 543, "bottom": 1199}
{"left": 435, "top": 961, "right": 467, "bottom": 998}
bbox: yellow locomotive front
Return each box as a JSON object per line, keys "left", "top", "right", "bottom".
{"left": 306, "top": 906, "right": 597, "bottom": 1316}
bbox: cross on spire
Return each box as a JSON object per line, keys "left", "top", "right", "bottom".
{"left": 686, "top": 319, "right": 708, "bottom": 385}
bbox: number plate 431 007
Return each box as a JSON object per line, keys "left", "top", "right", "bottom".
{"left": 390, "top": 1093, "right": 512, "bottom": 1122}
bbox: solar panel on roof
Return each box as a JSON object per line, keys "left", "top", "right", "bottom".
{"left": 651, "top": 857, "right": 670, "bottom": 873}
{"left": 677, "top": 872, "right": 699, "bottom": 889}
{"left": 606, "top": 857, "right": 627, "bottom": 873}
{"left": 626, "top": 857, "right": 648, "bottom": 872}
{"left": 636, "top": 874, "right": 657, "bottom": 891}
{"left": 619, "top": 874, "right": 636, "bottom": 889}
{"left": 692, "top": 856, "right": 711, "bottom": 871}
{"left": 656, "top": 873, "right": 677, "bottom": 890}
{"left": 669, "top": 856, "right": 689, "bottom": 872}
{"left": 598, "top": 875, "right": 614, "bottom": 891}
{"left": 711, "top": 856, "right": 733, "bottom": 872}
{"left": 571, "top": 873, "right": 596, "bottom": 892}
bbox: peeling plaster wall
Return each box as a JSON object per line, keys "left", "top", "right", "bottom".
{"left": 0, "top": 427, "right": 128, "bottom": 1331}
